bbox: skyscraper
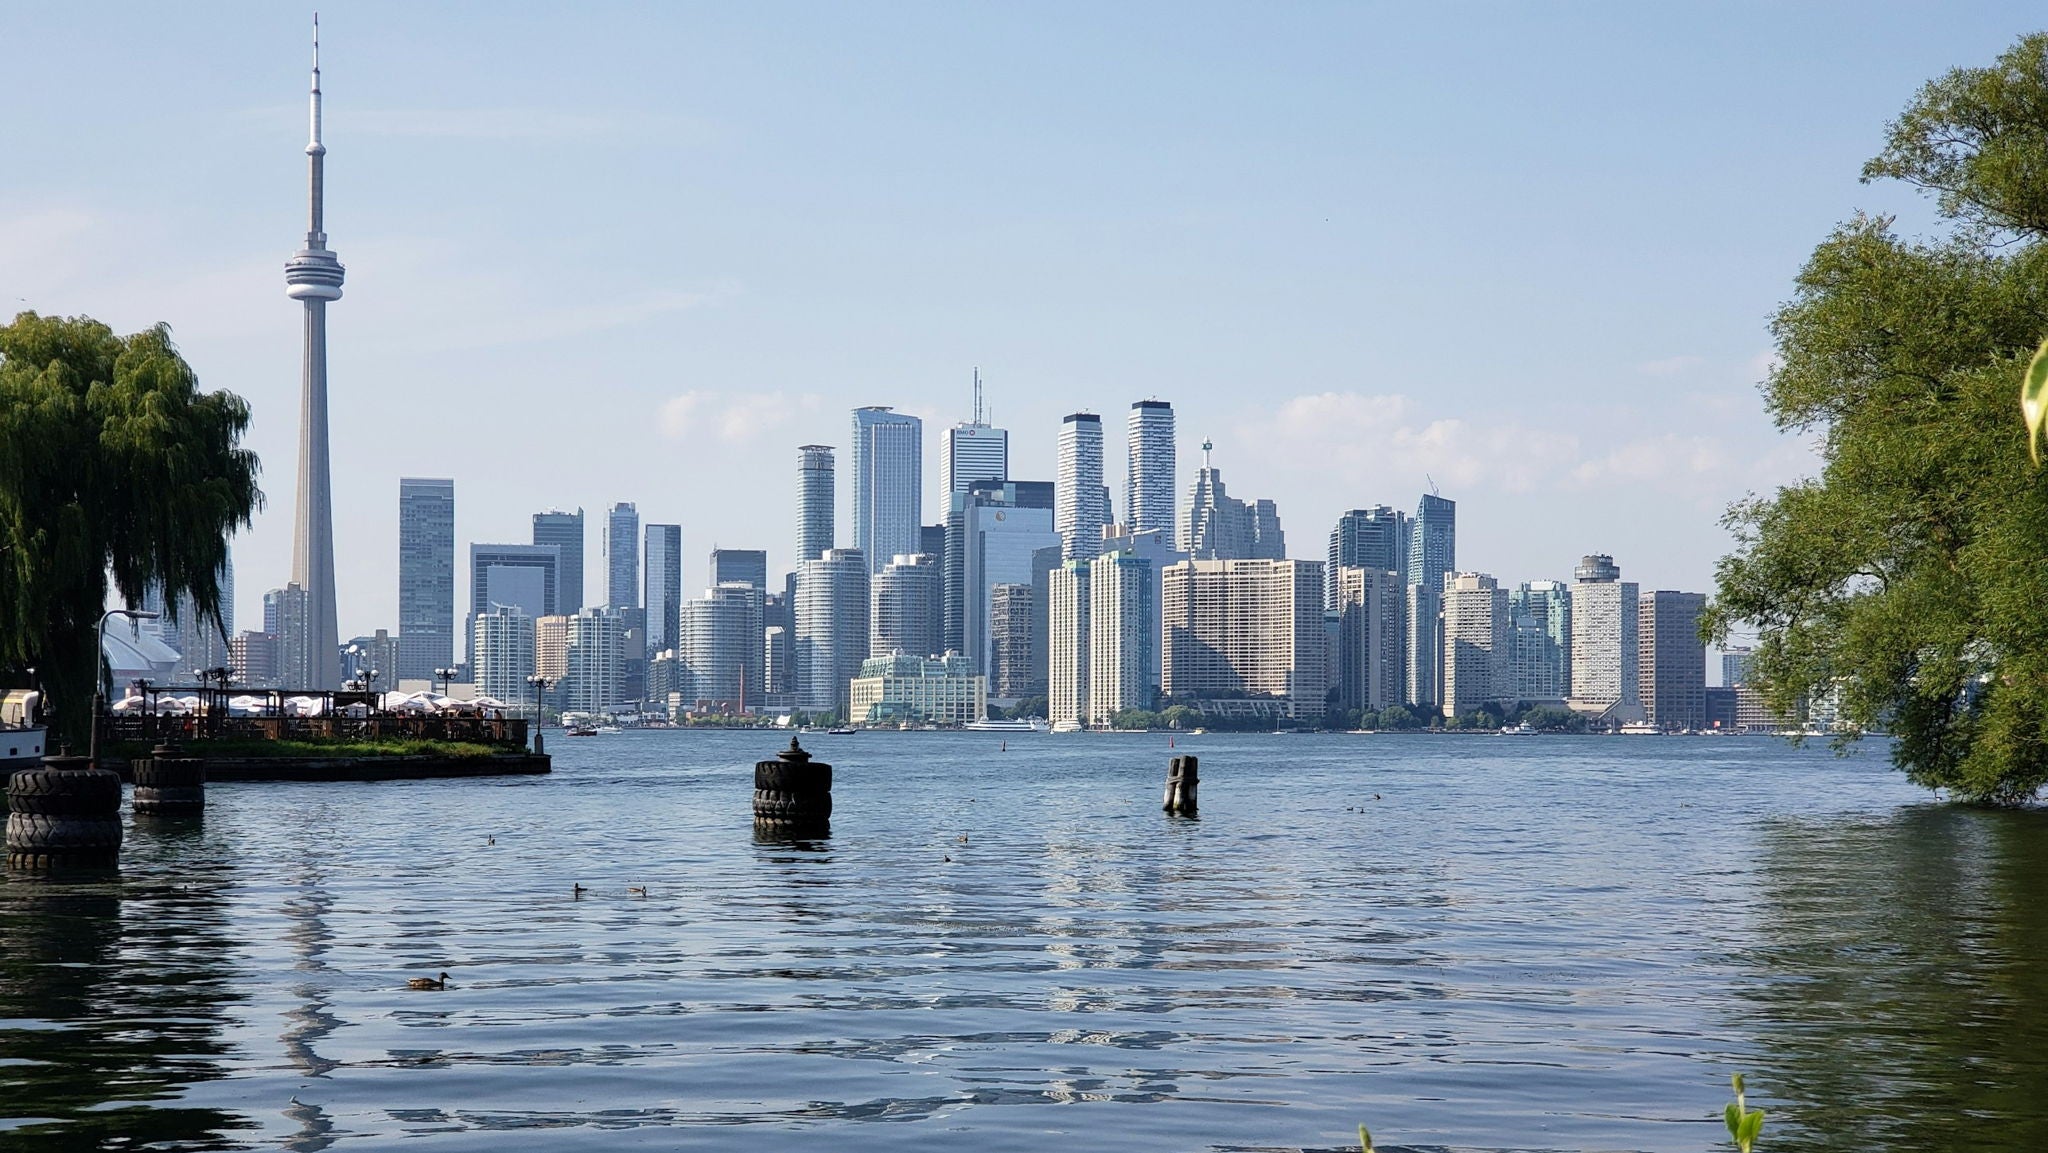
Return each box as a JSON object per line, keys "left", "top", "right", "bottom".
{"left": 531, "top": 509, "right": 585, "bottom": 614}
{"left": 709, "top": 548, "right": 769, "bottom": 591}
{"left": 945, "top": 370, "right": 1009, "bottom": 494}
{"left": 1509, "top": 579, "right": 1572, "bottom": 701}
{"left": 796, "top": 445, "right": 836, "bottom": 564}
{"left": 397, "top": 478, "right": 455, "bottom": 680}
{"left": 1408, "top": 493, "right": 1456, "bottom": 598}
{"left": 1405, "top": 583, "right": 1441, "bottom": 711}
{"left": 1334, "top": 566, "right": 1402, "bottom": 714}
{"left": 1328, "top": 507, "right": 1409, "bottom": 605}
{"left": 467, "top": 543, "right": 559, "bottom": 664}
{"left": 605, "top": 502, "right": 640, "bottom": 609}
{"left": 644, "top": 524, "right": 682, "bottom": 659}
{"left": 950, "top": 482, "right": 1061, "bottom": 671}
{"left": 562, "top": 608, "right": 625, "bottom": 714}
{"left": 683, "top": 582, "right": 765, "bottom": 710}
{"left": 473, "top": 605, "right": 535, "bottom": 710}
{"left": 852, "top": 407, "right": 922, "bottom": 575}
{"left": 1181, "top": 440, "right": 1284, "bottom": 560}
{"left": 1569, "top": 554, "right": 1640, "bottom": 717}
{"left": 1639, "top": 591, "right": 1707, "bottom": 730}
{"left": 1057, "top": 412, "right": 1107, "bottom": 561}
{"left": 871, "top": 553, "right": 941, "bottom": 659}
{"left": 987, "top": 583, "right": 1038, "bottom": 700}
{"left": 1088, "top": 551, "right": 1157, "bottom": 722}
{"left": 1126, "top": 400, "right": 1177, "bottom": 537}
{"left": 1441, "top": 572, "right": 1510, "bottom": 719}
{"left": 1048, "top": 561, "right": 1091, "bottom": 731}
{"left": 283, "top": 18, "right": 345, "bottom": 690}
{"left": 796, "top": 548, "right": 871, "bottom": 717}
{"left": 1162, "top": 558, "right": 1327, "bottom": 720}
{"left": 264, "top": 583, "right": 312, "bottom": 687}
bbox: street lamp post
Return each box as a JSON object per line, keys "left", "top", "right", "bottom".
{"left": 526, "top": 674, "right": 554, "bottom": 750}
{"left": 90, "top": 608, "right": 159, "bottom": 768}
{"left": 434, "top": 666, "right": 458, "bottom": 698}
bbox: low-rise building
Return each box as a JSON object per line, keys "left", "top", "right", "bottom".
{"left": 849, "top": 653, "right": 987, "bottom": 726}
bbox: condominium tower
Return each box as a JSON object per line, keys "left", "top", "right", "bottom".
{"left": 397, "top": 477, "right": 454, "bottom": 679}
{"left": 644, "top": 524, "right": 683, "bottom": 658}
{"left": 1441, "top": 571, "right": 1510, "bottom": 718}
{"left": 1569, "top": 554, "right": 1639, "bottom": 716}
{"left": 1162, "top": 558, "right": 1327, "bottom": 719}
{"left": 871, "top": 553, "right": 942, "bottom": 660}
{"left": 795, "top": 548, "right": 871, "bottom": 716}
{"left": 1125, "top": 400, "right": 1177, "bottom": 537}
{"left": 1057, "top": 412, "right": 1108, "bottom": 561}
{"left": 852, "top": 407, "right": 923, "bottom": 575}
{"left": 1639, "top": 590, "right": 1707, "bottom": 729}
{"left": 796, "top": 446, "right": 836, "bottom": 564}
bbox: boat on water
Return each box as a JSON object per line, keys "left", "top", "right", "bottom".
{"left": 826, "top": 727, "right": 857, "bottom": 735}
{"left": 566, "top": 725, "right": 600, "bottom": 737}
{"left": 1500, "top": 722, "right": 1537, "bottom": 735}
{"left": 594, "top": 725, "right": 623, "bottom": 735}
{"left": 963, "top": 718, "right": 1049, "bottom": 734}
{"left": 2, "top": 690, "right": 47, "bottom": 771}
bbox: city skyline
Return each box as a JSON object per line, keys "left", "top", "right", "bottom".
{"left": 10, "top": 7, "right": 2037, "bottom": 641}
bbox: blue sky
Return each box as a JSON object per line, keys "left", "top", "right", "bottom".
{"left": 2, "top": 3, "right": 2036, "bottom": 646}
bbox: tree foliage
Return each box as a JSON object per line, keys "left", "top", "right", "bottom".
{"left": 1706, "top": 34, "right": 2048, "bottom": 803}
{"left": 0, "top": 313, "right": 260, "bottom": 748}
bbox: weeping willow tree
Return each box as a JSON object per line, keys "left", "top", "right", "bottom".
{"left": 0, "top": 312, "right": 260, "bottom": 749}
{"left": 1707, "top": 34, "right": 2048, "bottom": 804}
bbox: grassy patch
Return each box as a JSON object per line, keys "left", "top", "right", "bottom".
{"left": 112, "top": 738, "right": 509, "bottom": 760}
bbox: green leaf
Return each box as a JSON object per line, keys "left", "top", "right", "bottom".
{"left": 1740, "top": 1108, "right": 1767, "bottom": 1146}
{"left": 2025, "top": 336, "right": 2048, "bottom": 465}
{"left": 1725, "top": 1100, "right": 1743, "bottom": 1139}
{"left": 1358, "top": 1122, "right": 1373, "bottom": 1152}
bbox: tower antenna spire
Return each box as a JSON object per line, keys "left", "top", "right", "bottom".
{"left": 972, "top": 367, "right": 983, "bottom": 426}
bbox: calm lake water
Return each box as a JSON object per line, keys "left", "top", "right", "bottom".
{"left": 3, "top": 731, "right": 2045, "bottom": 1152}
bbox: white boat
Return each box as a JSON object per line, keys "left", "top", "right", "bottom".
{"left": 2, "top": 690, "right": 48, "bottom": 771}
{"left": 966, "top": 718, "right": 1049, "bottom": 733}
{"left": 1500, "top": 722, "right": 1536, "bottom": 735}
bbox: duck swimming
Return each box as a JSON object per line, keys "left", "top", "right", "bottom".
{"left": 407, "top": 971, "right": 450, "bottom": 991}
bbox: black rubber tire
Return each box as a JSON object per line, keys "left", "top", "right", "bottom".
{"left": 133, "top": 759, "right": 206, "bottom": 789}
{"left": 6, "top": 769, "right": 121, "bottom": 817}
{"left": 5, "top": 812, "right": 123, "bottom": 852}
{"left": 133, "top": 785, "right": 205, "bottom": 810}
{"left": 754, "top": 762, "right": 830, "bottom": 791}
{"left": 7, "top": 849, "right": 120, "bottom": 870}
{"left": 754, "top": 816, "right": 830, "bottom": 839}
{"left": 752, "top": 787, "right": 831, "bottom": 821}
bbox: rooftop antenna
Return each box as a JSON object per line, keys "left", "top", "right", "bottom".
{"left": 1201, "top": 437, "right": 1214, "bottom": 470}
{"left": 972, "top": 367, "right": 983, "bottom": 426}
{"left": 1425, "top": 473, "right": 1439, "bottom": 497}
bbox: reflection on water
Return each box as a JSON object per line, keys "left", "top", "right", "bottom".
{"left": 0, "top": 733, "right": 2027, "bottom": 1151}
{"left": 1743, "top": 806, "right": 2048, "bottom": 1153}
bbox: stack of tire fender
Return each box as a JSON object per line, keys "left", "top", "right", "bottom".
{"left": 132, "top": 743, "right": 206, "bottom": 814}
{"left": 754, "top": 737, "right": 830, "bottom": 837}
{"left": 6, "top": 752, "right": 122, "bottom": 871}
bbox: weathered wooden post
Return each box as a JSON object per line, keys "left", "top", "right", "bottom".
{"left": 6, "top": 749, "right": 122, "bottom": 870}
{"left": 754, "top": 736, "right": 831, "bottom": 838}
{"left": 1163, "top": 754, "right": 1198, "bottom": 817}
{"left": 131, "top": 741, "right": 206, "bottom": 815}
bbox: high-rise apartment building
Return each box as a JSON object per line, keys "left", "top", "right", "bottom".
{"left": 871, "top": 553, "right": 941, "bottom": 659}
{"left": 709, "top": 548, "right": 768, "bottom": 592}
{"left": 397, "top": 477, "right": 455, "bottom": 680}
{"left": 1162, "top": 559, "right": 1327, "bottom": 719}
{"left": 1328, "top": 507, "right": 1409, "bottom": 605}
{"left": 852, "top": 407, "right": 922, "bottom": 575}
{"left": 1088, "top": 551, "right": 1157, "bottom": 722}
{"left": 1509, "top": 579, "right": 1572, "bottom": 702}
{"left": 230, "top": 630, "right": 280, "bottom": 687}
{"left": 466, "top": 543, "right": 559, "bottom": 663}
{"left": 1334, "top": 566, "right": 1402, "bottom": 714}
{"left": 683, "top": 582, "right": 765, "bottom": 710}
{"left": 1405, "top": 584, "right": 1441, "bottom": 710}
{"left": 987, "top": 583, "right": 1038, "bottom": 699}
{"left": 472, "top": 605, "right": 535, "bottom": 710}
{"left": 1057, "top": 412, "right": 1108, "bottom": 562}
{"left": 1408, "top": 493, "right": 1456, "bottom": 598}
{"left": 1180, "top": 440, "right": 1283, "bottom": 560}
{"left": 531, "top": 509, "right": 585, "bottom": 614}
{"left": 948, "top": 482, "right": 1061, "bottom": 671}
{"left": 1048, "top": 561, "right": 1091, "bottom": 731}
{"left": 795, "top": 548, "right": 871, "bottom": 716}
{"left": 1126, "top": 400, "right": 1177, "bottom": 537}
{"left": 644, "top": 525, "right": 683, "bottom": 659}
{"left": 1639, "top": 591, "right": 1707, "bottom": 730}
{"left": 796, "top": 445, "right": 836, "bottom": 564}
{"left": 264, "top": 583, "right": 312, "bottom": 686}
{"left": 1441, "top": 572, "right": 1510, "bottom": 719}
{"left": 535, "top": 614, "right": 571, "bottom": 687}
{"left": 605, "top": 502, "right": 639, "bottom": 609}
{"left": 562, "top": 608, "right": 625, "bottom": 714}
{"left": 1569, "top": 554, "right": 1639, "bottom": 716}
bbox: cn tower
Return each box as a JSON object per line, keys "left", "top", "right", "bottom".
{"left": 283, "top": 15, "right": 344, "bottom": 689}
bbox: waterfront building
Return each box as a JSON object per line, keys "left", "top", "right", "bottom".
{"left": 945, "top": 374, "right": 1008, "bottom": 494}
{"left": 683, "top": 582, "right": 765, "bottom": 710}
{"left": 1100, "top": 524, "right": 1185, "bottom": 697}
{"left": 796, "top": 445, "right": 836, "bottom": 564}
{"left": 1441, "top": 572, "right": 1510, "bottom": 719}
{"left": 1334, "top": 566, "right": 1402, "bottom": 714}
{"left": 1328, "top": 507, "right": 1409, "bottom": 605}
{"left": 1405, "top": 583, "right": 1441, "bottom": 711}
{"left": 796, "top": 548, "right": 870, "bottom": 717}
{"left": 709, "top": 548, "right": 768, "bottom": 592}
{"left": 530, "top": 509, "right": 585, "bottom": 615}
{"left": 397, "top": 478, "right": 454, "bottom": 680}
{"left": 1126, "top": 399, "right": 1177, "bottom": 538}
{"left": 535, "top": 615, "right": 571, "bottom": 688}
{"left": 466, "top": 543, "right": 560, "bottom": 664}
{"left": 947, "top": 481, "right": 1060, "bottom": 670}
{"left": 472, "top": 605, "right": 535, "bottom": 707}
{"left": 265, "top": 583, "right": 313, "bottom": 686}
{"left": 1180, "top": 440, "right": 1283, "bottom": 560}
{"left": 646, "top": 649, "right": 685, "bottom": 704}
{"left": 1088, "top": 551, "right": 1157, "bottom": 722}
{"left": 605, "top": 502, "right": 639, "bottom": 609}
{"left": 1722, "top": 646, "right": 1755, "bottom": 687}
{"left": 1048, "top": 561, "right": 1091, "bottom": 730}
{"left": 1569, "top": 554, "right": 1640, "bottom": 717}
{"left": 871, "top": 553, "right": 941, "bottom": 659}
{"left": 1509, "top": 579, "right": 1572, "bottom": 702}
{"left": 644, "top": 524, "right": 682, "bottom": 659}
{"left": 341, "top": 629, "right": 398, "bottom": 691}
{"left": 852, "top": 407, "right": 922, "bottom": 575}
{"left": 1408, "top": 492, "right": 1456, "bottom": 594}
{"left": 1057, "top": 412, "right": 1108, "bottom": 561}
{"left": 1639, "top": 590, "right": 1708, "bottom": 729}
{"left": 849, "top": 653, "right": 987, "bottom": 726}
{"left": 987, "top": 583, "right": 1038, "bottom": 700}
{"left": 283, "top": 19, "right": 345, "bottom": 690}
{"left": 230, "top": 630, "right": 281, "bottom": 687}
{"left": 562, "top": 608, "right": 626, "bottom": 714}
{"left": 1162, "top": 559, "right": 1327, "bottom": 720}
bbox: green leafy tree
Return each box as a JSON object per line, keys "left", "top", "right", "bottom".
{"left": 1706, "top": 33, "right": 2048, "bottom": 804}
{"left": 0, "top": 313, "right": 259, "bottom": 748}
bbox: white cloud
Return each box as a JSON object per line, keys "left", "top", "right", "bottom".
{"left": 659, "top": 390, "right": 823, "bottom": 443}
